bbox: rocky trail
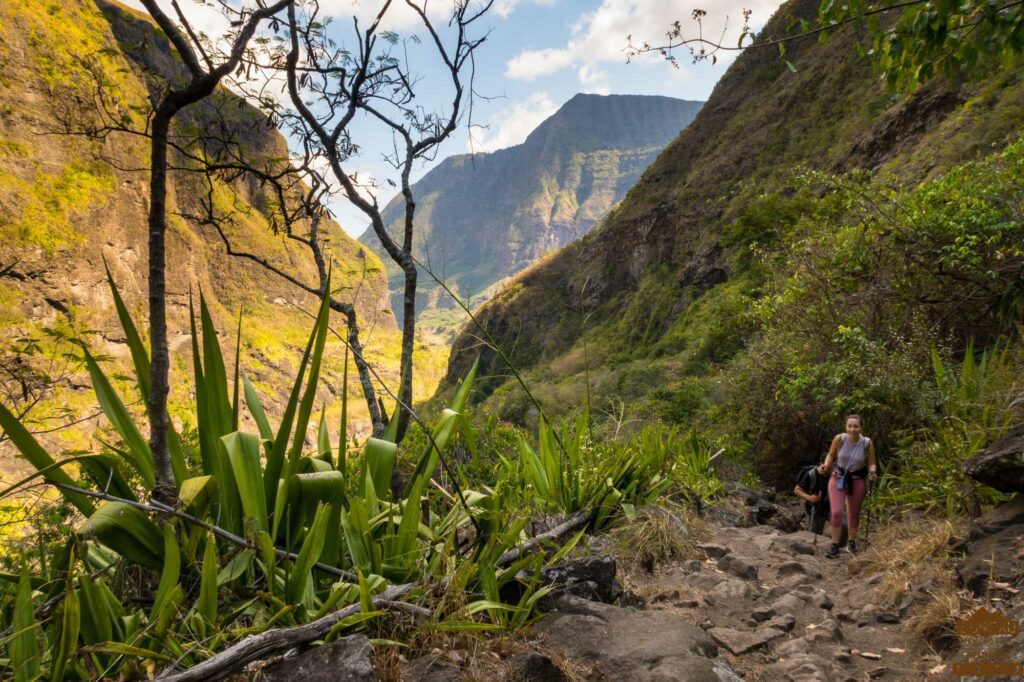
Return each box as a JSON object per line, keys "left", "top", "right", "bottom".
{"left": 251, "top": 492, "right": 1024, "bottom": 681}
{"left": 526, "top": 522, "right": 932, "bottom": 681}
{"left": 254, "top": 514, "right": 953, "bottom": 681}
{"left": 253, "top": 425, "right": 1024, "bottom": 682}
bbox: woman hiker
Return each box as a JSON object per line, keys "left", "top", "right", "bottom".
{"left": 818, "top": 415, "right": 878, "bottom": 559}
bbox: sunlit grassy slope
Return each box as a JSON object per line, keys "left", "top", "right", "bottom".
{"left": 0, "top": 0, "right": 439, "bottom": 475}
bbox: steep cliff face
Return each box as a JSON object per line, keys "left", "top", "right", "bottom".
{"left": 440, "top": 0, "right": 1024, "bottom": 411}
{"left": 359, "top": 94, "right": 702, "bottom": 334}
{"left": 0, "top": 0, "right": 397, "bottom": 469}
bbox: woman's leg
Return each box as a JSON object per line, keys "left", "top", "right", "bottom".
{"left": 827, "top": 474, "right": 844, "bottom": 544}
{"left": 845, "top": 478, "right": 867, "bottom": 540}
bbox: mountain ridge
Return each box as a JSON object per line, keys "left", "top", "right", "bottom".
{"left": 358, "top": 93, "right": 703, "bottom": 333}
{"left": 439, "top": 0, "right": 1024, "bottom": 443}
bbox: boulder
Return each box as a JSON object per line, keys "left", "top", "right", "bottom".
{"left": 717, "top": 554, "right": 759, "bottom": 580}
{"left": 259, "top": 635, "right": 375, "bottom": 682}
{"left": 963, "top": 424, "right": 1024, "bottom": 493}
{"left": 777, "top": 561, "right": 821, "bottom": 579}
{"left": 726, "top": 482, "right": 780, "bottom": 525}
{"left": 536, "top": 556, "right": 623, "bottom": 604}
{"left": 766, "top": 653, "right": 835, "bottom": 682}
{"left": 705, "top": 505, "right": 745, "bottom": 528}
{"left": 402, "top": 657, "right": 466, "bottom": 681}
{"left": 505, "top": 652, "right": 568, "bottom": 682}
{"left": 708, "top": 626, "right": 786, "bottom": 655}
{"left": 534, "top": 596, "right": 740, "bottom": 681}
{"left": 764, "top": 614, "right": 798, "bottom": 632}
{"left": 698, "top": 543, "right": 731, "bottom": 559}
{"left": 706, "top": 579, "right": 754, "bottom": 602}
{"left": 955, "top": 495, "right": 1024, "bottom": 596}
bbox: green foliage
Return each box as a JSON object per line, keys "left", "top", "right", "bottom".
{"left": 511, "top": 416, "right": 716, "bottom": 528}
{"left": 665, "top": 428, "right": 725, "bottom": 505}
{"left": 875, "top": 344, "right": 1022, "bottom": 517}
{"left": 723, "top": 140, "right": 1024, "bottom": 483}
{"left": 0, "top": 159, "right": 113, "bottom": 254}
{"left": 0, "top": 272, "right": 613, "bottom": 677}
{"left": 820, "top": 0, "right": 1024, "bottom": 90}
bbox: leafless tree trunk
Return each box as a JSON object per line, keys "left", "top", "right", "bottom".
{"left": 137, "top": 0, "right": 291, "bottom": 501}
{"left": 240, "top": 0, "right": 493, "bottom": 441}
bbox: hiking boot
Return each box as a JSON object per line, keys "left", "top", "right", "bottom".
{"left": 847, "top": 540, "right": 858, "bottom": 554}
{"left": 826, "top": 543, "right": 840, "bottom": 559}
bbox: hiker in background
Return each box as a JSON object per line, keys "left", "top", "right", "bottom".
{"left": 819, "top": 414, "right": 878, "bottom": 559}
{"left": 794, "top": 454, "right": 830, "bottom": 536}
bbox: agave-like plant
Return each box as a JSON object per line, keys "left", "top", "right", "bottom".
{"left": 0, "top": 270, "right": 498, "bottom": 677}
{"left": 514, "top": 413, "right": 677, "bottom": 529}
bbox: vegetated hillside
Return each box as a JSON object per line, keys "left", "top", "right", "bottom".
{"left": 0, "top": 0, "right": 400, "bottom": 470}
{"left": 359, "top": 94, "right": 702, "bottom": 337}
{"left": 442, "top": 0, "right": 1024, "bottom": 483}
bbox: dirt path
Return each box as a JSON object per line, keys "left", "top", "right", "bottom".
{"left": 619, "top": 523, "right": 941, "bottom": 680}
{"left": 529, "top": 518, "right": 949, "bottom": 681}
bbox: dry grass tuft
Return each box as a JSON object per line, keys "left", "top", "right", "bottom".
{"left": 848, "top": 517, "right": 963, "bottom": 604}
{"left": 610, "top": 503, "right": 710, "bottom": 573}
{"left": 908, "top": 572, "right": 963, "bottom": 648}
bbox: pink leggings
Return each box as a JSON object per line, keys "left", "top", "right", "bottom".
{"left": 828, "top": 473, "right": 866, "bottom": 531}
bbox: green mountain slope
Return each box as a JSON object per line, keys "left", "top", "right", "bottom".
{"left": 440, "top": 0, "right": 1024, "bottom": 480}
{"left": 0, "top": 0, "right": 399, "bottom": 469}
{"left": 359, "top": 94, "right": 702, "bottom": 335}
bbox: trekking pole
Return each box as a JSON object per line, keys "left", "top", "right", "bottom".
{"left": 810, "top": 504, "right": 819, "bottom": 547}
{"left": 864, "top": 479, "right": 873, "bottom": 546}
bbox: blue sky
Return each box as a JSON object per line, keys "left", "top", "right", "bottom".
{"left": 127, "top": 0, "right": 783, "bottom": 235}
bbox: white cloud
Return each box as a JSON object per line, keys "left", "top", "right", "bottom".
{"left": 492, "top": 0, "right": 557, "bottom": 19}
{"left": 506, "top": 0, "right": 783, "bottom": 85}
{"left": 120, "top": 0, "right": 232, "bottom": 47}
{"left": 577, "top": 64, "right": 610, "bottom": 94}
{"left": 469, "top": 92, "right": 559, "bottom": 152}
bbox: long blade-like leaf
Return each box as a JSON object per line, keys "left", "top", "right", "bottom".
{"left": 243, "top": 375, "right": 273, "bottom": 445}
{"left": 362, "top": 438, "right": 397, "bottom": 502}
{"left": 232, "top": 309, "right": 243, "bottom": 431}
{"left": 78, "top": 502, "right": 163, "bottom": 570}
{"left": 264, "top": 301, "right": 321, "bottom": 514}
{"left": 82, "top": 348, "right": 155, "bottom": 487}
{"left": 317, "top": 404, "right": 332, "bottom": 466}
{"left": 51, "top": 567, "right": 81, "bottom": 681}
{"left": 272, "top": 290, "right": 332, "bottom": 539}
{"left": 289, "top": 471, "right": 345, "bottom": 565}
{"left": 339, "top": 345, "right": 349, "bottom": 477}
{"left": 78, "top": 574, "right": 115, "bottom": 645}
{"left": 196, "top": 533, "right": 218, "bottom": 631}
{"left": 223, "top": 431, "right": 268, "bottom": 533}
{"left": 151, "top": 525, "right": 181, "bottom": 619}
{"left": 11, "top": 568, "right": 39, "bottom": 682}
{"left": 285, "top": 502, "right": 331, "bottom": 605}
{"left": 105, "top": 265, "right": 186, "bottom": 483}
{"left": 0, "top": 402, "right": 94, "bottom": 515}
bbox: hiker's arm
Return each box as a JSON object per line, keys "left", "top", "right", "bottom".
{"left": 867, "top": 440, "right": 878, "bottom": 481}
{"left": 794, "top": 485, "right": 819, "bottom": 503}
{"left": 819, "top": 436, "right": 841, "bottom": 474}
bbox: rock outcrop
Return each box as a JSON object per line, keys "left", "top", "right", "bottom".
{"left": 955, "top": 494, "right": 1024, "bottom": 596}
{"left": 963, "top": 423, "right": 1024, "bottom": 494}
